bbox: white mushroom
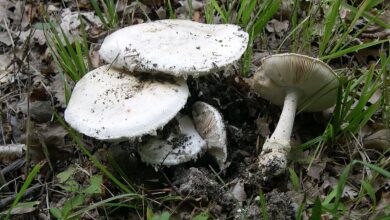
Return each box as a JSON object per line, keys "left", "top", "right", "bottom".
{"left": 250, "top": 53, "right": 339, "bottom": 178}
{"left": 99, "top": 19, "right": 249, "bottom": 77}
{"left": 64, "top": 65, "right": 189, "bottom": 141}
{"left": 192, "top": 101, "right": 227, "bottom": 169}
{"left": 138, "top": 115, "right": 207, "bottom": 166}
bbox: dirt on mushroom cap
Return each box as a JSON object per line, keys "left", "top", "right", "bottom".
{"left": 64, "top": 65, "right": 189, "bottom": 141}
{"left": 99, "top": 19, "right": 249, "bottom": 77}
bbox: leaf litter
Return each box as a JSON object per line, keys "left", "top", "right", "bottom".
{"left": 0, "top": 0, "right": 389, "bottom": 219}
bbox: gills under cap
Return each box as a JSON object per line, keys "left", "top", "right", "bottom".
{"left": 192, "top": 101, "right": 227, "bottom": 168}
{"left": 252, "top": 53, "right": 339, "bottom": 111}
{"left": 99, "top": 19, "right": 249, "bottom": 77}
{"left": 138, "top": 115, "right": 207, "bottom": 166}
{"left": 64, "top": 65, "right": 189, "bottom": 141}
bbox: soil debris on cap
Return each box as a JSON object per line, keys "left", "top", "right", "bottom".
{"left": 64, "top": 65, "right": 189, "bottom": 141}
{"left": 99, "top": 19, "right": 249, "bottom": 77}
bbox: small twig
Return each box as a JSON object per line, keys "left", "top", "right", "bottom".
{"left": 0, "top": 184, "right": 42, "bottom": 209}
{"left": 1, "top": 158, "right": 26, "bottom": 175}
{"left": 0, "top": 158, "right": 26, "bottom": 192}
{"left": 3, "top": 18, "right": 15, "bottom": 48}
{"left": 0, "top": 144, "right": 26, "bottom": 159}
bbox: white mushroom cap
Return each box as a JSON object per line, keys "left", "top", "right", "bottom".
{"left": 252, "top": 53, "right": 339, "bottom": 111}
{"left": 192, "top": 101, "right": 227, "bottom": 168}
{"left": 64, "top": 65, "right": 189, "bottom": 141}
{"left": 99, "top": 19, "right": 249, "bottom": 77}
{"left": 138, "top": 115, "right": 207, "bottom": 166}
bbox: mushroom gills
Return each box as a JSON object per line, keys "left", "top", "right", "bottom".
{"left": 192, "top": 101, "right": 227, "bottom": 169}
{"left": 138, "top": 115, "right": 207, "bottom": 167}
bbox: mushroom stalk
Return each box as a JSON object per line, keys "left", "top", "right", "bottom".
{"left": 259, "top": 89, "right": 300, "bottom": 178}
{"left": 264, "top": 89, "right": 300, "bottom": 151}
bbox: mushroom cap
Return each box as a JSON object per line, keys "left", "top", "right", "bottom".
{"left": 64, "top": 65, "right": 189, "bottom": 141}
{"left": 99, "top": 19, "right": 249, "bottom": 77}
{"left": 138, "top": 115, "right": 207, "bottom": 166}
{"left": 192, "top": 101, "right": 227, "bottom": 168}
{"left": 252, "top": 53, "right": 339, "bottom": 112}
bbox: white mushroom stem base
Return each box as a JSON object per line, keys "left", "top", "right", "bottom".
{"left": 259, "top": 89, "right": 300, "bottom": 178}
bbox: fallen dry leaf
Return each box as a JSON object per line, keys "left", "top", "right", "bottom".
{"left": 363, "top": 129, "right": 390, "bottom": 151}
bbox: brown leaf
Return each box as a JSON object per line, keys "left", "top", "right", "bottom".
{"left": 363, "top": 129, "right": 390, "bottom": 151}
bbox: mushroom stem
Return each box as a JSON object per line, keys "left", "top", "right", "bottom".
{"left": 259, "top": 89, "right": 300, "bottom": 178}
{"left": 264, "top": 89, "right": 300, "bottom": 151}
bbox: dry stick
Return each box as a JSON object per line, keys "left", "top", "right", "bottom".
{"left": 0, "top": 184, "right": 42, "bottom": 209}
{"left": 1, "top": 158, "right": 26, "bottom": 175}
{"left": 0, "top": 144, "right": 25, "bottom": 160}
{"left": 0, "top": 145, "right": 24, "bottom": 191}
{"left": 0, "top": 158, "right": 26, "bottom": 192}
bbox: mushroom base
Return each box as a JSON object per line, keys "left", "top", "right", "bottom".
{"left": 258, "top": 141, "right": 290, "bottom": 179}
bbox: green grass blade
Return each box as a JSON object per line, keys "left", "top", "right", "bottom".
{"left": 310, "top": 197, "right": 322, "bottom": 220}
{"left": 259, "top": 188, "right": 269, "bottom": 220}
{"left": 79, "top": 14, "right": 92, "bottom": 69}
{"left": 329, "top": 0, "right": 371, "bottom": 54}
{"left": 75, "top": 39, "right": 87, "bottom": 76}
{"left": 6, "top": 161, "right": 44, "bottom": 220}
{"left": 291, "top": 0, "right": 299, "bottom": 51}
{"left": 105, "top": 0, "right": 118, "bottom": 26}
{"left": 251, "top": 0, "right": 281, "bottom": 38}
{"left": 361, "top": 180, "right": 376, "bottom": 206}
{"left": 167, "top": 0, "right": 176, "bottom": 19}
{"left": 353, "top": 160, "right": 390, "bottom": 177}
{"left": 341, "top": 1, "right": 390, "bottom": 29}
{"left": 296, "top": 196, "right": 306, "bottom": 220}
{"left": 288, "top": 168, "right": 300, "bottom": 191}
{"left": 67, "top": 193, "right": 139, "bottom": 218}
{"left": 319, "top": 0, "right": 341, "bottom": 56}
{"left": 334, "top": 163, "right": 352, "bottom": 212}
{"left": 210, "top": 0, "right": 228, "bottom": 23}
{"left": 321, "top": 39, "right": 389, "bottom": 61}
{"left": 278, "top": 16, "right": 310, "bottom": 52}
{"left": 236, "top": 0, "right": 248, "bottom": 24}
{"left": 293, "top": 135, "right": 324, "bottom": 152}
{"left": 322, "top": 188, "right": 337, "bottom": 206}
{"left": 243, "top": 1, "right": 257, "bottom": 24}
{"left": 91, "top": 0, "right": 109, "bottom": 28}
{"left": 204, "top": 1, "right": 215, "bottom": 24}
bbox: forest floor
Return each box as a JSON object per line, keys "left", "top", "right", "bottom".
{"left": 0, "top": 0, "right": 389, "bottom": 219}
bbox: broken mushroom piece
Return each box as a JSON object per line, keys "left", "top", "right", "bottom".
{"left": 192, "top": 101, "right": 227, "bottom": 169}
{"left": 138, "top": 115, "right": 207, "bottom": 166}
{"left": 99, "top": 19, "right": 249, "bottom": 77}
{"left": 250, "top": 53, "right": 339, "bottom": 178}
{"left": 64, "top": 65, "right": 189, "bottom": 141}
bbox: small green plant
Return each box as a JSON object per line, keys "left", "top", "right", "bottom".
{"left": 4, "top": 162, "right": 44, "bottom": 220}
{"left": 49, "top": 166, "right": 104, "bottom": 219}
{"left": 55, "top": 113, "right": 135, "bottom": 194}
{"left": 90, "top": 0, "right": 119, "bottom": 29}
{"left": 43, "top": 19, "right": 91, "bottom": 82}
{"left": 278, "top": 0, "right": 388, "bottom": 59}
{"left": 380, "top": 50, "right": 390, "bottom": 127}
{"left": 147, "top": 209, "right": 171, "bottom": 220}
{"left": 166, "top": 0, "right": 176, "bottom": 19}
{"left": 42, "top": 14, "right": 92, "bottom": 104}
{"left": 294, "top": 160, "right": 390, "bottom": 219}
{"left": 259, "top": 188, "right": 269, "bottom": 220}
